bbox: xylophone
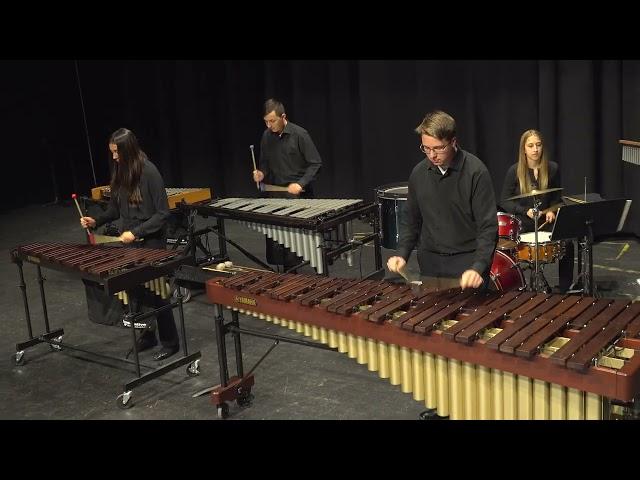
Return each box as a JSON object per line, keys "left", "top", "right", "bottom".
{"left": 11, "top": 242, "right": 201, "bottom": 406}
{"left": 11, "top": 242, "right": 189, "bottom": 295}
{"left": 195, "top": 198, "right": 382, "bottom": 275}
{"left": 91, "top": 185, "right": 212, "bottom": 210}
{"left": 206, "top": 271, "right": 640, "bottom": 419}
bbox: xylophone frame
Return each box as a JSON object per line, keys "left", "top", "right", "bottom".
{"left": 11, "top": 249, "right": 202, "bottom": 409}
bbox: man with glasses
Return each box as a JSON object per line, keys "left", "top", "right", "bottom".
{"left": 387, "top": 110, "right": 498, "bottom": 290}
{"left": 252, "top": 98, "right": 323, "bottom": 272}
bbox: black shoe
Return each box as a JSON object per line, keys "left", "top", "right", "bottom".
{"left": 153, "top": 345, "right": 179, "bottom": 362}
{"left": 419, "top": 409, "right": 438, "bottom": 420}
{"left": 125, "top": 332, "right": 157, "bottom": 359}
{"left": 418, "top": 409, "right": 448, "bottom": 420}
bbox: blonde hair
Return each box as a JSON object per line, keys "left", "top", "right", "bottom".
{"left": 516, "top": 129, "right": 548, "bottom": 193}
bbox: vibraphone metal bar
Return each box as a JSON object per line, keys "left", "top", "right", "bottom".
{"left": 193, "top": 198, "right": 383, "bottom": 276}
{"left": 206, "top": 271, "right": 640, "bottom": 419}
{"left": 10, "top": 242, "right": 201, "bottom": 408}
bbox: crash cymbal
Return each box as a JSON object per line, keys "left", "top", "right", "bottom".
{"left": 506, "top": 187, "right": 563, "bottom": 201}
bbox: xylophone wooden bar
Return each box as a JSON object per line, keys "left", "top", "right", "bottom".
{"left": 91, "top": 185, "right": 212, "bottom": 210}
{"left": 11, "top": 242, "right": 189, "bottom": 295}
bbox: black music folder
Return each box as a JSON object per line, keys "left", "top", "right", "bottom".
{"left": 551, "top": 198, "right": 631, "bottom": 241}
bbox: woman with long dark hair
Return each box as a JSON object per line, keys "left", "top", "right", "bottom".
{"left": 80, "top": 128, "right": 179, "bottom": 361}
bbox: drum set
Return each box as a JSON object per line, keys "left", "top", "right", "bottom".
{"left": 375, "top": 183, "right": 565, "bottom": 293}
{"left": 496, "top": 187, "right": 565, "bottom": 292}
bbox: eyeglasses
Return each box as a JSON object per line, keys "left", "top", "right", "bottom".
{"left": 420, "top": 142, "right": 450, "bottom": 155}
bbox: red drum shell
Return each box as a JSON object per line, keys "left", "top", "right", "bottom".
{"left": 489, "top": 250, "right": 525, "bottom": 292}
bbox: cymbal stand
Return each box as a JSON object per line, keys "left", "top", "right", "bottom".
{"left": 530, "top": 197, "right": 550, "bottom": 293}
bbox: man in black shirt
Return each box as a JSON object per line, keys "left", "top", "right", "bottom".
{"left": 252, "top": 98, "right": 322, "bottom": 270}
{"left": 387, "top": 111, "right": 498, "bottom": 290}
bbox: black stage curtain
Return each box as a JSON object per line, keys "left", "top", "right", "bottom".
{"left": 3, "top": 60, "right": 640, "bottom": 234}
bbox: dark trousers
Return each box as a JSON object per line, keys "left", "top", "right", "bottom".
{"left": 134, "top": 236, "right": 178, "bottom": 348}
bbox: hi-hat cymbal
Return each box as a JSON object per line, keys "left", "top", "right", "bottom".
{"left": 506, "top": 187, "right": 563, "bottom": 201}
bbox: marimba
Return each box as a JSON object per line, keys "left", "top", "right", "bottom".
{"left": 91, "top": 186, "right": 212, "bottom": 210}
{"left": 206, "top": 271, "right": 640, "bottom": 419}
{"left": 11, "top": 242, "right": 200, "bottom": 407}
{"left": 194, "top": 198, "right": 382, "bottom": 275}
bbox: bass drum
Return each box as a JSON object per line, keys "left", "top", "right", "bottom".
{"left": 374, "top": 182, "right": 408, "bottom": 250}
{"left": 489, "top": 250, "right": 526, "bottom": 292}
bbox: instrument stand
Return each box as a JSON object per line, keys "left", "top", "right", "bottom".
{"left": 529, "top": 198, "right": 550, "bottom": 293}
{"left": 199, "top": 305, "right": 335, "bottom": 419}
{"left": 528, "top": 263, "right": 551, "bottom": 293}
{"left": 551, "top": 198, "right": 631, "bottom": 297}
{"left": 11, "top": 259, "right": 202, "bottom": 409}
{"left": 168, "top": 207, "right": 228, "bottom": 266}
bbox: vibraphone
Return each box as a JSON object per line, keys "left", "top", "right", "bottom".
{"left": 206, "top": 271, "right": 640, "bottom": 419}
{"left": 10, "top": 242, "right": 201, "bottom": 408}
{"left": 194, "top": 198, "right": 382, "bottom": 276}
{"left": 91, "top": 185, "right": 212, "bottom": 210}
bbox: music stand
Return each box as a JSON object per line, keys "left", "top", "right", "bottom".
{"left": 551, "top": 198, "right": 632, "bottom": 296}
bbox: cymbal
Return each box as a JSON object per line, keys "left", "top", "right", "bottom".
{"left": 506, "top": 187, "right": 563, "bottom": 201}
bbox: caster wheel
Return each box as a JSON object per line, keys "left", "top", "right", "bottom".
{"left": 173, "top": 286, "right": 192, "bottom": 303}
{"left": 236, "top": 392, "right": 254, "bottom": 408}
{"left": 13, "top": 351, "right": 25, "bottom": 366}
{"left": 50, "top": 335, "right": 63, "bottom": 351}
{"left": 116, "top": 391, "right": 133, "bottom": 409}
{"left": 217, "top": 402, "right": 229, "bottom": 419}
{"left": 186, "top": 360, "right": 200, "bottom": 377}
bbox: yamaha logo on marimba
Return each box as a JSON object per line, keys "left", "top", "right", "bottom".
{"left": 234, "top": 295, "right": 257, "bottom": 306}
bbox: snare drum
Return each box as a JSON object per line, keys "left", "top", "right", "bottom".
{"left": 489, "top": 250, "right": 526, "bottom": 292}
{"left": 516, "top": 231, "right": 564, "bottom": 264}
{"left": 375, "top": 182, "right": 408, "bottom": 250}
{"left": 496, "top": 212, "right": 521, "bottom": 251}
